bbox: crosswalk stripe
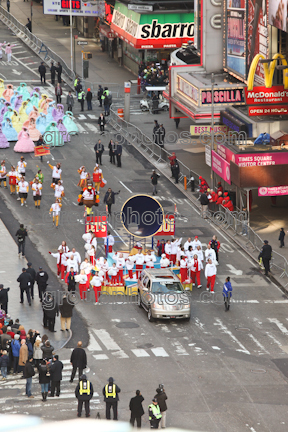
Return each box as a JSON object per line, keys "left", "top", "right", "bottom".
{"left": 88, "top": 330, "right": 103, "bottom": 351}
{"left": 85, "top": 123, "right": 98, "bottom": 133}
{"left": 131, "top": 349, "right": 150, "bottom": 357}
{"left": 93, "top": 329, "right": 121, "bottom": 351}
{"left": 93, "top": 354, "right": 109, "bottom": 360}
{"left": 171, "top": 340, "right": 189, "bottom": 356}
{"left": 111, "top": 350, "right": 129, "bottom": 359}
{"left": 214, "top": 318, "right": 250, "bottom": 355}
{"left": 87, "top": 114, "right": 97, "bottom": 120}
{"left": 247, "top": 334, "right": 269, "bottom": 354}
{"left": 151, "top": 347, "right": 169, "bottom": 357}
{"left": 268, "top": 318, "right": 288, "bottom": 335}
{"left": 75, "top": 122, "right": 87, "bottom": 134}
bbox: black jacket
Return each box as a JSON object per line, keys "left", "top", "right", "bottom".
{"left": 24, "top": 361, "right": 35, "bottom": 378}
{"left": 102, "top": 383, "right": 121, "bottom": 402}
{"left": 116, "top": 145, "right": 122, "bottom": 156}
{"left": 57, "top": 64, "right": 62, "bottom": 76}
{"left": 67, "top": 273, "right": 76, "bottom": 291}
{"left": 50, "top": 64, "right": 56, "bottom": 77}
{"left": 59, "top": 297, "right": 74, "bottom": 318}
{"left": 258, "top": 244, "right": 272, "bottom": 260}
{"left": 0, "top": 287, "right": 9, "bottom": 304}
{"left": 104, "top": 190, "right": 119, "bottom": 205}
{"left": 49, "top": 359, "right": 63, "bottom": 381}
{"left": 98, "top": 116, "right": 106, "bottom": 126}
{"left": 108, "top": 141, "right": 117, "bottom": 156}
{"left": 151, "top": 173, "right": 159, "bottom": 185}
{"left": 43, "top": 300, "right": 59, "bottom": 318}
{"left": 86, "top": 91, "right": 93, "bottom": 102}
{"left": 26, "top": 267, "right": 36, "bottom": 283}
{"left": 17, "top": 272, "right": 32, "bottom": 290}
{"left": 38, "top": 64, "right": 46, "bottom": 75}
{"left": 94, "top": 142, "right": 104, "bottom": 153}
{"left": 16, "top": 228, "right": 27, "bottom": 243}
{"left": 38, "top": 363, "right": 50, "bottom": 384}
{"left": 97, "top": 87, "right": 103, "bottom": 99}
{"left": 172, "top": 161, "right": 180, "bottom": 175}
{"left": 154, "top": 391, "right": 167, "bottom": 412}
{"left": 129, "top": 394, "right": 144, "bottom": 416}
{"left": 75, "top": 379, "right": 94, "bottom": 401}
{"left": 200, "top": 193, "right": 209, "bottom": 205}
{"left": 279, "top": 231, "right": 285, "bottom": 241}
{"left": 41, "top": 345, "right": 54, "bottom": 360}
{"left": 35, "top": 270, "right": 49, "bottom": 287}
{"left": 70, "top": 347, "right": 87, "bottom": 368}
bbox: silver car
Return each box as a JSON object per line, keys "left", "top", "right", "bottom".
{"left": 137, "top": 269, "right": 191, "bottom": 322}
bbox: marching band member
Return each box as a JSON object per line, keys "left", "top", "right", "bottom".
{"left": 75, "top": 270, "right": 88, "bottom": 300}
{"left": 103, "top": 231, "right": 114, "bottom": 254}
{"left": 205, "top": 243, "right": 217, "bottom": 264}
{"left": 52, "top": 179, "right": 64, "bottom": 202}
{"left": 164, "top": 240, "right": 172, "bottom": 262}
{"left": 93, "top": 165, "right": 103, "bottom": 193}
{"left": 170, "top": 238, "right": 182, "bottom": 264}
{"left": 126, "top": 256, "right": 135, "bottom": 279}
{"left": 135, "top": 249, "right": 145, "bottom": 279}
{"left": 49, "top": 198, "right": 62, "bottom": 228}
{"left": 78, "top": 166, "right": 88, "bottom": 190}
{"left": 47, "top": 162, "right": 62, "bottom": 184}
{"left": 90, "top": 271, "right": 103, "bottom": 304}
{"left": 145, "top": 250, "right": 156, "bottom": 269}
{"left": 108, "top": 263, "right": 118, "bottom": 286}
{"left": 18, "top": 176, "right": 29, "bottom": 207}
{"left": 192, "top": 236, "right": 202, "bottom": 250}
{"left": 180, "top": 255, "right": 188, "bottom": 283}
{"left": 49, "top": 248, "right": 67, "bottom": 280}
{"left": 190, "top": 254, "right": 203, "bottom": 288}
{"left": 0, "top": 160, "right": 7, "bottom": 188}
{"left": 58, "top": 240, "right": 69, "bottom": 254}
{"left": 205, "top": 258, "right": 217, "bottom": 293}
{"left": 112, "top": 252, "right": 126, "bottom": 285}
{"left": 7, "top": 165, "right": 17, "bottom": 195}
{"left": 184, "top": 237, "right": 193, "bottom": 251}
{"left": 160, "top": 254, "right": 170, "bottom": 268}
{"left": 17, "top": 156, "right": 27, "bottom": 177}
{"left": 31, "top": 177, "right": 42, "bottom": 209}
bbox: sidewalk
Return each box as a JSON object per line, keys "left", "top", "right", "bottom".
{"left": 0, "top": 219, "right": 68, "bottom": 350}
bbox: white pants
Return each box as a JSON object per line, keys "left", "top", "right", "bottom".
{"left": 7, "top": 53, "right": 11, "bottom": 62}
{"left": 160, "top": 411, "right": 166, "bottom": 428}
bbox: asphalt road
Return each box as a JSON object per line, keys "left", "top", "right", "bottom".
{"left": 1, "top": 24, "right": 288, "bottom": 432}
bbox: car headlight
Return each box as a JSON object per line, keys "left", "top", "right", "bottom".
{"left": 153, "top": 303, "right": 163, "bottom": 309}
{"left": 183, "top": 304, "right": 190, "bottom": 309}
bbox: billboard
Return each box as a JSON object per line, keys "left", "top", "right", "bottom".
{"left": 269, "top": 0, "right": 288, "bottom": 31}
{"left": 43, "top": 0, "right": 105, "bottom": 16}
{"left": 224, "top": 0, "right": 246, "bottom": 78}
{"left": 211, "top": 150, "right": 231, "bottom": 185}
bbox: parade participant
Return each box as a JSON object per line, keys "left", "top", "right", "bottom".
{"left": 80, "top": 258, "right": 92, "bottom": 277}
{"left": 217, "top": 182, "right": 223, "bottom": 194}
{"left": 7, "top": 165, "right": 17, "bottom": 195}
{"left": 157, "top": 239, "right": 165, "bottom": 257}
{"left": 101, "top": 258, "right": 109, "bottom": 283}
{"left": 14, "top": 127, "right": 35, "bottom": 153}
{"left": 90, "top": 271, "right": 103, "bottom": 303}
{"left": 80, "top": 180, "right": 97, "bottom": 216}
{"left": 103, "top": 231, "right": 114, "bottom": 254}
{"left": 3, "top": 84, "right": 14, "bottom": 102}
{"left": 49, "top": 249, "right": 67, "bottom": 280}
{"left": 0, "top": 123, "right": 9, "bottom": 148}
{"left": 180, "top": 255, "right": 188, "bottom": 282}
{"left": 190, "top": 254, "right": 203, "bottom": 288}
{"left": 184, "top": 237, "right": 193, "bottom": 251}
{"left": 170, "top": 238, "right": 182, "bottom": 264}
{"left": 75, "top": 375, "right": 93, "bottom": 418}
{"left": 82, "top": 230, "right": 93, "bottom": 244}
{"left": 63, "top": 111, "right": 78, "bottom": 135}
{"left": 135, "top": 249, "right": 145, "bottom": 279}
{"left": 209, "top": 235, "right": 220, "bottom": 263}
{"left": 112, "top": 252, "right": 126, "bottom": 285}
{"left": 205, "top": 258, "right": 217, "bottom": 293}
{"left": 0, "top": 160, "right": 7, "bottom": 188}
{"left": 94, "top": 139, "right": 104, "bottom": 165}
{"left": 77, "top": 166, "right": 88, "bottom": 190}
{"left": 51, "top": 180, "right": 64, "bottom": 202}
{"left": 31, "top": 177, "right": 42, "bottom": 209}
{"left": 160, "top": 254, "right": 170, "bottom": 268}
{"left": 145, "top": 250, "right": 156, "bottom": 269}
{"left": 192, "top": 235, "right": 202, "bottom": 250}
{"left": 2, "top": 117, "right": 18, "bottom": 141}
{"left": 126, "top": 256, "right": 135, "bottom": 279}
{"left": 47, "top": 162, "right": 62, "bottom": 184}
{"left": 87, "top": 245, "right": 96, "bottom": 266}
{"left": 17, "top": 156, "right": 27, "bottom": 177}
{"left": 58, "top": 240, "right": 69, "bottom": 254}
{"left": 176, "top": 245, "right": 184, "bottom": 266}
{"left": 164, "top": 240, "right": 172, "bottom": 262}
{"left": 108, "top": 263, "right": 118, "bottom": 286}
{"left": 205, "top": 243, "right": 217, "bottom": 264}
{"left": 93, "top": 165, "right": 103, "bottom": 193}
{"left": 68, "top": 248, "right": 81, "bottom": 268}
{"left": 65, "top": 267, "right": 76, "bottom": 292}
{"left": 185, "top": 245, "right": 194, "bottom": 261}
{"left": 195, "top": 245, "right": 204, "bottom": 263}
{"left": 18, "top": 176, "right": 29, "bottom": 207}
{"left": 75, "top": 270, "right": 89, "bottom": 300}
{"left": 66, "top": 254, "right": 79, "bottom": 273}
{"left": 49, "top": 198, "right": 62, "bottom": 228}
{"left": 216, "top": 191, "right": 224, "bottom": 205}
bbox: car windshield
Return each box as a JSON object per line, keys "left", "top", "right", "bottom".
{"left": 151, "top": 281, "right": 184, "bottom": 293}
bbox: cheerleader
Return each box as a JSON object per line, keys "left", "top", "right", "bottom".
{"left": 145, "top": 250, "right": 156, "bottom": 269}
{"left": 31, "top": 177, "right": 42, "bottom": 209}
{"left": 135, "top": 250, "right": 145, "bottom": 279}
{"left": 88, "top": 245, "right": 96, "bottom": 266}
{"left": 47, "top": 162, "right": 62, "bottom": 184}
{"left": 90, "top": 271, "right": 103, "bottom": 304}
{"left": 75, "top": 270, "right": 88, "bottom": 300}
{"left": 93, "top": 165, "right": 103, "bottom": 193}
{"left": 126, "top": 256, "right": 135, "bottom": 279}
{"left": 58, "top": 240, "right": 69, "bottom": 254}
{"left": 112, "top": 252, "right": 126, "bottom": 285}
{"left": 0, "top": 160, "right": 7, "bottom": 188}
{"left": 7, "top": 165, "right": 17, "bottom": 195}
{"left": 108, "top": 263, "right": 118, "bottom": 286}
{"left": 17, "top": 156, "right": 27, "bottom": 177}
{"left": 49, "top": 198, "right": 62, "bottom": 228}
{"left": 52, "top": 179, "right": 64, "bottom": 202}
{"left": 160, "top": 254, "right": 170, "bottom": 268}
{"left": 190, "top": 254, "right": 203, "bottom": 288}
{"left": 18, "top": 176, "right": 29, "bottom": 207}
{"left": 101, "top": 258, "right": 109, "bottom": 284}
{"left": 49, "top": 248, "right": 67, "bottom": 280}
{"left": 78, "top": 166, "right": 88, "bottom": 190}
{"left": 180, "top": 255, "right": 188, "bottom": 283}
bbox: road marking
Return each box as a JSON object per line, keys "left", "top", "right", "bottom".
{"left": 88, "top": 330, "right": 103, "bottom": 351}
{"left": 248, "top": 334, "right": 269, "bottom": 354}
{"left": 111, "top": 350, "right": 129, "bottom": 359}
{"left": 214, "top": 318, "right": 250, "bottom": 355}
{"left": 226, "top": 264, "right": 243, "bottom": 275}
{"left": 119, "top": 181, "right": 132, "bottom": 193}
{"left": 87, "top": 114, "right": 97, "bottom": 120}
{"left": 151, "top": 347, "right": 169, "bottom": 357}
{"left": 93, "top": 354, "right": 109, "bottom": 360}
{"left": 268, "top": 318, "right": 288, "bottom": 335}
{"left": 85, "top": 123, "right": 98, "bottom": 133}
{"left": 131, "top": 349, "right": 150, "bottom": 357}
{"left": 17, "top": 56, "right": 32, "bottom": 60}
{"left": 75, "top": 122, "right": 87, "bottom": 134}
{"left": 171, "top": 340, "right": 189, "bottom": 355}
{"left": 107, "top": 221, "right": 128, "bottom": 247}
{"left": 77, "top": 114, "right": 87, "bottom": 120}
{"left": 94, "top": 329, "right": 121, "bottom": 350}
{"left": 12, "top": 50, "right": 28, "bottom": 54}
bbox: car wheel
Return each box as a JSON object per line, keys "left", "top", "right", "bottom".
{"left": 137, "top": 292, "right": 142, "bottom": 308}
{"left": 147, "top": 308, "right": 154, "bottom": 322}
{"left": 163, "top": 105, "right": 169, "bottom": 111}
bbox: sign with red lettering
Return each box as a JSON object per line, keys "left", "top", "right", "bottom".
{"left": 85, "top": 216, "right": 107, "bottom": 237}
{"left": 200, "top": 88, "right": 245, "bottom": 106}
{"left": 34, "top": 145, "right": 50, "bottom": 157}
{"left": 61, "top": 0, "right": 81, "bottom": 9}
{"left": 248, "top": 105, "right": 288, "bottom": 116}
{"left": 154, "top": 215, "right": 175, "bottom": 236}
{"left": 244, "top": 85, "right": 288, "bottom": 105}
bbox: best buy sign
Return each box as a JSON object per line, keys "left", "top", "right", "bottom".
{"left": 111, "top": 3, "right": 194, "bottom": 49}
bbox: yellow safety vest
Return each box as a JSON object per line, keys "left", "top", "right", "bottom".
{"left": 74, "top": 78, "right": 78, "bottom": 87}
{"left": 105, "top": 383, "right": 116, "bottom": 398}
{"left": 79, "top": 380, "right": 90, "bottom": 395}
{"left": 149, "top": 404, "right": 162, "bottom": 420}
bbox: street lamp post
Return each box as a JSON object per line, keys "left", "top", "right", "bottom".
{"left": 31, "top": 1, "right": 33, "bottom": 33}
{"left": 211, "top": 73, "right": 215, "bottom": 190}
{"left": 70, "top": 0, "right": 73, "bottom": 73}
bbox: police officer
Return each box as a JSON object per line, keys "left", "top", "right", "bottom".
{"left": 78, "top": 89, "right": 85, "bottom": 112}
{"left": 35, "top": 267, "right": 49, "bottom": 302}
{"left": 148, "top": 398, "right": 162, "bottom": 429}
{"left": 258, "top": 240, "right": 272, "bottom": 276}
{"left": 26, "top": 262, "right": 36, "bottom": 300}
{"left": 103, "top": 376, "right": 121, "bottom": 420}
{"left": 75, "top": 374, "right": 93, "bottom": 418}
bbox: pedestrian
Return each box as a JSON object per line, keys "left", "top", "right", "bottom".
{"left": 50, "top": 61, "right": 56, "bottom": 85}
{"left": 116, "top": 142, "right": 122, "bottom": 168}
{"left": 174, "top": 118, "right": 180, "bottom": 128}
{"left": 74, "top": 75, "right": 79, "bottom": 94}
{"left": 205, "top": 258, "right": 217, "bottom": 293}
{"left": 59, "top": 294, "right": 74, "bottom": 332}
{"left": 94, "top": 139, "right": 104, "bottom": 165}
{"left": 49, "top": 354, "right": 63, "bottom": 397}
{"left": 25, "top": 262, "right": 36, "bottom": 300}
{"left": 5, "top": 43, "right": 14, "bottom": 62}
{"left": 0, "top": 350, "right": 9, "bottom": 380}
{"left": 98, "top": 85, "right": 103, "bottom": 107}
{"left": 222, "top": 276, "right": 233, "bottom": 311}
{"left": 42, "top": 293, "right": 58, "bottom": 332}
{"left": 86, "top": 88, "right": 93, "bottom": 110}
{"left": 35, "top": 266, "right": 49, "bottom": 302}
{"left": 17, "top": 268, "right": 32, "bottom": 305}
{"left": 103, "top": 376, "right": 121, "bottom": 420}
{"left": 55, "top": 82, "right": 62, "bottom": 104}
{"left": 25, "top": 18, "right": 31, "bottom": 32}
{"left": 209, "top": 235, "right": 220, "bottom": 263}
{"left": 0, "top": 284, "right": 9, "bottom": 314}
{"left": 158, "top": 124, "right": 165, "bottom": 147}
{"left": 41, "top": 339, "right": 54, "bottom": 360}
{"left": 38, "top": 62, "right": 46, "bottom": 84}
{"left": 153, "top": 120, "right": 159, "bottom": 144}
{"left": 157, "top": 239, "right": 165, "bottom": 257}
{"left": 168, "top": 152, "right": 176, "bottom": 178}
{"left": 6, "top": 0, "right": 10, "bottom": 13}
{"left": 151, "top": 170, "right": 160, "bottom": 196}
{"left": 75, "top": 374, "right": 93, "bottom": 418}
{"left": 102, "top": 87, "right": 110, "bottom": 115}
{"left": 0, "top": 326, "right": 11, "bottom": 350}
{"left": 37, "top": 359, "right": 50, "bottom": 402}
{"left": 129, "top": 389, "right": 144, "bottom": 428}
{"left": 104, "top": 188, "right": 120, "bottom": 216}
{"left": 258, "top": 240, "right": 272, "bottom": 276}
{"left": 66, "top": 90, "right": 74, "bottom": 112}
{"left": 171, "top": 159, "right": 180, "bottom": 184}
{"left": 78, "top": 89, "right": 85, "bottom": 112}
{"left": 57, "top": 62, "right": 62, "bottom": 83}
{"left": 33, "top": 336, "right": 43, "bottom": 369}
{"left": 19, "top": 339, "right": 28, "bottom": 376}
{"left": 24, "top": 357, "right": 35, "bottom": 398}
{"left": 148, "top": 398, "right": 162, "bottom": 429}
{"left": 98, "top": 113, "right": 106, "bottom": 134}
{"left": 109, "top": 140, "right": 117, "bottom": 164}
{"left": 11, "top": 334, "right": 20, "bottom": 374}
{"left": 200, "top": 191, "right": 209, "bottom": 219}
{"left": 155, "top": 386, "right": 168, "bottom": 429}
{"left": 279, "top": 228, "right": 285, "bottom": 248}
{"left": 70, "top": 341, "right": 87, "bottom": 383}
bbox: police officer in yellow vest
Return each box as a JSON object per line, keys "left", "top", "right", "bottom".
{"left": 148, "top": 398, "right": 162, "bottom": 429}
{"left": 102, "top": 376, "right": 121, "bottom": 420}
{"left": 75, "top": 374, "right": 94, "bottom": 418}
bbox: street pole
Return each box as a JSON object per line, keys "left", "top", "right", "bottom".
{"left": 31, "top": 1, "right": 33, "bottom": 33}
{"left": 70, "top": 0, "right": 73, "bottom": 73}
{"left": 124, "top": 82, "right": 131, "bottom": 122}
{"left": 211, "top": 73, "right": 215, "bottom": 190}
{"left": 73, "top": 36, "right": 77, "bottom": 73}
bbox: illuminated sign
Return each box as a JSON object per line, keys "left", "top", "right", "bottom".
{"left": 61, "top": 0, "right": 81, "bottom": 9}
{"left": 247, "top": 53, "right": 288, "bottom": 91}
{"left": 43, "top": 0, "right": 104, "bottom": 16}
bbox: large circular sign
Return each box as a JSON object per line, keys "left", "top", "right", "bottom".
{"left": 121, "top": 195, "right": 164, "bottom": 238}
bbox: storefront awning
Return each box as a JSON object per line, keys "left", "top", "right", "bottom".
{"left": 99, "top": 24, "right": 115, "bottom": 40}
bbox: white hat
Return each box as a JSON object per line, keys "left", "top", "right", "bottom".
{"left": 161, "top": 254, "right": 166, "bottom": 258}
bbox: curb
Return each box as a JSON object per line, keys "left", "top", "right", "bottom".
{"left": 55, "top": 329, "right": 73, "bottom": 352}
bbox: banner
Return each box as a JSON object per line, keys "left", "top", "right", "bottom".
{"left": 249, "top": 105, "right": 288, "bottom": 116}
{"left": 85, "top": 216, "right": 107, "bottom": 237}
{"left": 258, "top": 186, "right": 288, "bottom": 196}
{"left": 245, "top": 85, "right": 288, "bottom": 104}
{"left": 226, "top": 1, "right": 246, "bottom": 77}
{"left": 34, "top": 145, "right": 50, "bottom": 157}
{"left": 190, "top": 125, "right": 228, "bottom": 135}
{"left": 211, "top": 150, "right": 231, "bottom": 185}
{"left": 154, "top": 215, "right": 175, "bottom": 236}
{"left": 269, "top": 0, "right": 288, "bottom": 31}
{"left": 43, "top": 0, "right": 105, "bottom": 16}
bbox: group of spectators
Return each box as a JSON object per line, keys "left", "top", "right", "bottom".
{"left": 138, "top": 62, "right": 169, "bottom": 91}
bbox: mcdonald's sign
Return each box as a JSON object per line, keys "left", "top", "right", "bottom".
{"left": 245, "top": 53, "right": 288, "bottom": 105}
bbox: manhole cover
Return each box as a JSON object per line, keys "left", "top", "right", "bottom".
{"left": 137, "top": 343, "right": 154, "bottom": 349}
{"left": 116, "top": 322, "right": 139, "bottom": 329}
{"left": 236, "top": 327, "right": 250, "bottom": 332}
{"left": 251, "top": 369, "right": 266, "bottom": 374}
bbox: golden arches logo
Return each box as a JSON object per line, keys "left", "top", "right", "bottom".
{"left": 247, "top": 53, "right": 288, "bottom": 91}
